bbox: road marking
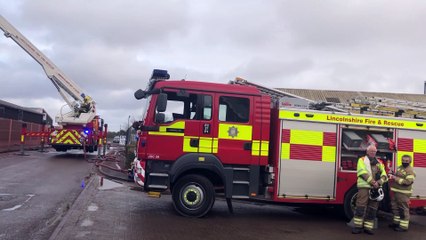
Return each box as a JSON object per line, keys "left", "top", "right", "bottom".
{"left": 87, "top": 203, "right": 98, "bottom": 211}
{"left": 80, "top": 218, "right": 94, "bottom": 227}
{"left": 76, "top": 231, "right": 90, "bottom": 238}
{"left": 1, "top": 194, "right": 35, "bottom": 211}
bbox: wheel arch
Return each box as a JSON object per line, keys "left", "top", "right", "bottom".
{"left": 170, "top": 153, "right": 225, "bottom": 188}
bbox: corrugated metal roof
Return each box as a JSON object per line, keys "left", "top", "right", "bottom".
{"left": 0, "top": 99, "right": 47, "bottom": 115}
{"left": 276, "top": 88, "right": 426, "bottom": 104}
{"left": 0, "top": 99, "right": 52, "bottom": 124}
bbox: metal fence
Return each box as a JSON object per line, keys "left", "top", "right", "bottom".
{"left": 0, "top": 118, "right": 47, "bottom": 152}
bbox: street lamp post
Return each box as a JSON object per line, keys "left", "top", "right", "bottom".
{"left": 126, "top": 115, "right": 130, "bottom": 146}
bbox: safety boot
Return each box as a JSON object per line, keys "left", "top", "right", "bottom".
{"left": 351, "top": 228, "right": 363, "bottom": 234}
{"left": 364, "top": 229, "right": 374, "bottom": 235}
{"left": 394, "top": 227, "right": 407, "bottom": 232}
{"left": 388, "top": 223, "right": 399, "bottom": 229}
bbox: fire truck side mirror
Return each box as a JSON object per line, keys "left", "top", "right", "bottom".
{"left": 134, "top": 89, "right": 147, "bottom": 100}
{"left": 156, "top": 93, "right": 167, "bottom": 112}
{"left": 155, "top": 113, "right": 165, "bottom": 123}
{"left": 132, "top": 121, "right": 140, "bottom": 130}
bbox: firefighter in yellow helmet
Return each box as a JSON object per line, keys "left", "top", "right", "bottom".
{"left": 80, "top": 95, "right": 92, "bottom": 113}
{"left": 388, "top": 155, "right": 416, "bottom": 232}
{"left": 352, "top": 145, "right": 388, "bottom": 235}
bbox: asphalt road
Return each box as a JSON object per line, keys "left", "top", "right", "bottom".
{"left": 0, "top": 150, "right": 94, "bottom": 240}
{"left": 53, "top": 175, "right": 426, "bottom": 240}
{"left": 1, "top": 150, "right": 426, "bottom": 240}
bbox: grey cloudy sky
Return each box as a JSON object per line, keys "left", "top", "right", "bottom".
{"left": 1, "top": 0, "right": 426, "bottom": 131}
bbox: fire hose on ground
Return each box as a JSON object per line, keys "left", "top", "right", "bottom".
{"left": 88, "top": 149, "right": 134, "bottom": 183}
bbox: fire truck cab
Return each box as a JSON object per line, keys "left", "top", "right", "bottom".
{"left": 133, "top": 69, "right": 426, "bottom": 218}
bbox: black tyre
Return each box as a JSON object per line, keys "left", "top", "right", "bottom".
{"left": 343, "top": 186, "right": 358, "bottom": 220}
{"left": 85, "top": 145, "right": 94, "bottom": 153}
{"left": 172, "top": 174, "right": 215, "bottom": 217}
{"left": 54, "top": 146, "right": 66, "bottom": 152}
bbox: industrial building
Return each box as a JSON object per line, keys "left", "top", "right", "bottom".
{"left": 0, "top": 99, "right": 52, "bottom": 152}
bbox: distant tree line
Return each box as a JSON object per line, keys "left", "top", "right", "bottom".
{"left": 106, "top": 129, "right": 134, "bottom": 139}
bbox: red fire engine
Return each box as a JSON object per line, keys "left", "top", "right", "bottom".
{"left": 132, "top": 69, "right": 426, "bottom": 219}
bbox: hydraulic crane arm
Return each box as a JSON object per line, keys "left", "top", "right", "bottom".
{"left": 0, "top": 14, "right": 90, "bottom": 113}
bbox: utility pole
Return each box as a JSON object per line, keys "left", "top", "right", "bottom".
{"left": 126, "top": 115, "right": 130, "bottom": 145}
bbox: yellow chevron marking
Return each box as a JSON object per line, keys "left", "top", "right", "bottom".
{"left": 55, "top": 130, "right": 81, "bottom": 144}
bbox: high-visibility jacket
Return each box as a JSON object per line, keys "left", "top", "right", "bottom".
{"left": 357, "top": 156, "right": 388, "bottom": 189}
{"left": 390, "top": 165, "right": 416, "bottom": 196}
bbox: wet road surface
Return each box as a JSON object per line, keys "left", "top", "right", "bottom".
{"left": 53, "top": 176, "right": 426, "bottom": 240}
{"left": 0, "top": 150, "right": 94, "bottom": 240}
{"left": 1, "top": 150, "right": 425, "bottom": 240}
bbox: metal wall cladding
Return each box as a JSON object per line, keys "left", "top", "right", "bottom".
{"left": 0, "top": 119, "right": 10, "bottom": 144}
{"left": 23, "top": 111, "right": 43, "bottom": 124}
{"left": 0, "top": 118, "right": 47, "bottom": 152}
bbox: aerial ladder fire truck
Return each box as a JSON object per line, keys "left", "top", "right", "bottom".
{"left": 0, "top": 15, "right": 103, "bottom": 152}
{"left": 132, "top": 69, "right": 426, "bottom": 219}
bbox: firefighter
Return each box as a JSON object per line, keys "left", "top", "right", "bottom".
{"left": 80, "top": 94, "right": 92, "bottom": 113}
{"left": 388, "top": 155, "right": 416, "bottom": 232}
{"left": 352, "top": 145, "right": 388, "bottom": 235}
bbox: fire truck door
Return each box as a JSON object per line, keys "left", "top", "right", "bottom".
{"left": 214, "top": 95, "right": 254, "bottom": 165}
{"left": 196, "top": 95, "right": 215, "bottom": 153}
{"left": 146, "top": 91, "right": 200, "bottom": 161}
{"left": 278, "top": 120, "right": 337, "bottom": 198}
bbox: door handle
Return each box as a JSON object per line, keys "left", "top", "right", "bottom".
{"left": 203, "top": 123, "right": 211, "bottom": 134}
{"left": 190, "top": 138, "right": 199, "bottom": 147}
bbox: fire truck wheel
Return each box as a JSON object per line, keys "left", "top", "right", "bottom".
{"left": 172, "top": 174, "right": 215, "bottom": 217}
{"left": 343, "top": 187, "right": 358, "bottom": 220}
{"left": 85, "top": 146, "right": 94, "bottom": 153}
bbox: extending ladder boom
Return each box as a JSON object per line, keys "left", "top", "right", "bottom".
{"left": 0, "top": 14, "right": 96, "bottom": 125}
{"left": 230, "top": 77, "right": 346, "bottom": 112}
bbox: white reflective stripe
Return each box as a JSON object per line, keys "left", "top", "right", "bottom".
{"left": 354, "top": 218, "right": 363, "bottom": 224}
{"left": 364, "top": 221, "right": 374, "bottom": 229}
{"left": 393, "top": 216, "right": 400, "bottom": 223}
{"left": 134, "top": 175, "right": 144, "bottom": 187}
{"left": 400, "top": 220, "right": 409, "bottom": 228}
{"left": 391, "top": 187, "right": 412, "bottom": 194}
{"left": 140, "top": 165, "right": 145, "bottom": 177}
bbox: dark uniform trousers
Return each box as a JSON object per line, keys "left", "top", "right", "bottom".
{"left": 354, "top": 188, "right": 379, "bottom": 230}
{"left": 390, "top": 192, "right": 410, "bottom": 230}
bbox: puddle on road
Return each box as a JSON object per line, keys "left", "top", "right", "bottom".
{"left": 97, "top": 177, "right": 124, "bottom": 190}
